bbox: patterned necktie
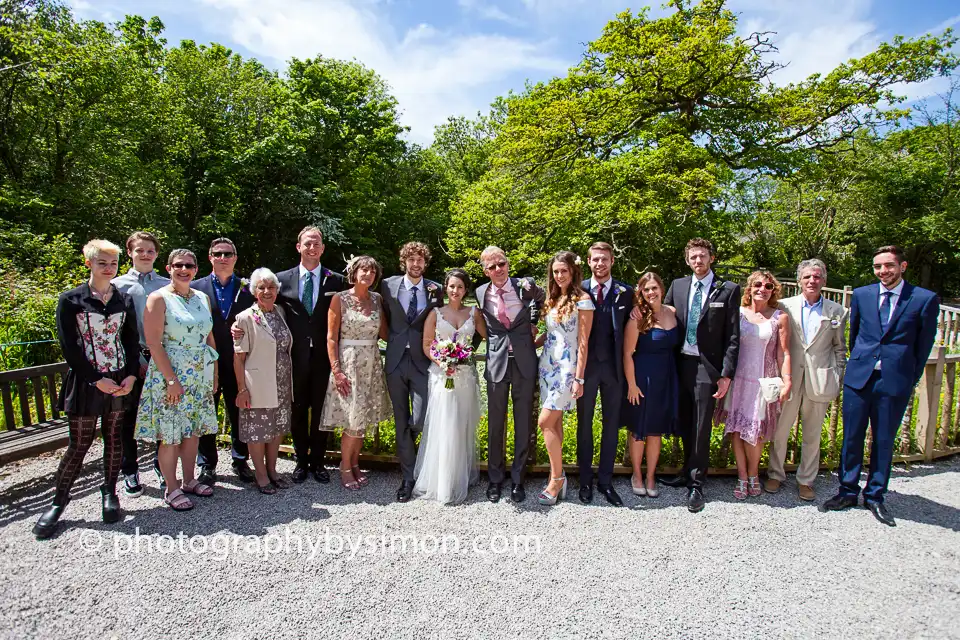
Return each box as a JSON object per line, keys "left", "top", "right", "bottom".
{"left": 302, "top": 272, "right": 314, "bottom": 316}
{"left": 595, "top": 283, "right": 605, "bottom": 307}
{"left": 686, "top": 281, "right": 703, "bottom": 345}
{"left": 406, "top": 285, "right": 419, "bottom": 324}
{"left": 496, "top": 287, "right": 511, "bottom": 326}
{"left": 879, "top": 290, "right": 893, "bottom": 333}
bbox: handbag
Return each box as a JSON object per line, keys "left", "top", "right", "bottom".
{"left": 757, "top": 377, "right": 784, "bottom": 404}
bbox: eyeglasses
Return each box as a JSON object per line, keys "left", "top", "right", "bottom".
{"left": 171, "top": 263, "right": 197, "bottom": 270}
{"left": 485, "top": 260, "right": 507, "bottom": 271}
{"left": 752, "top": 282, "right": 775, "bottom": 290}
{"left": 211, "top": 251, "right": 235, "bottom": 259}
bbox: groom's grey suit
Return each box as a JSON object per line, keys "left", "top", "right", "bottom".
{"left": 382, "top": 275, "right": 444, "bottom": 482}
{"left": 475, "top": 277, "right": 545, "bottom": 485}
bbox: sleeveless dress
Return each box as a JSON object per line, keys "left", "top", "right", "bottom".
{"left": 539, "top": 298, "right": 596, "bottom": 410}
{"left": 413, "top": 308, "right": 481, "bottom": 504}
{"left": 716, "top": 309, "right": 784, "bottom": 446}
{"left": 239, "top": 309, "right": 293, "bottom": 443}
{"left": 320, "top": 290, "right": 391, "bottom": 438}
{"left": 622, "top": 326, "right": 680, "bottom": 439}
{"left": 135, "top": 288, "right": 219, "bottom": 444}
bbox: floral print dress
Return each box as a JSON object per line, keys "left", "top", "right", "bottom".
{"left": 539, "top": 298, "right": 596, "bottom": 411}
{"left": 135, "top": 288, "right": 219, "bottom": 445}
{"left": 320, "top": 290, "right": 391, "bottom": 438}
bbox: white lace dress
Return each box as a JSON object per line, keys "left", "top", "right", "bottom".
{"left": 413, "top": 308, "right": 481, "bottom": 505}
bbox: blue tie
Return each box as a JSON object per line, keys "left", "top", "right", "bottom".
{"left": 686, "top": 281, "right": 703, "bottom": 345}
{"left": 302, "top": 273, "right": 314, "bottom": 316}
{"left": 406, "top": 286, "right": 419, "bottom": 324}
{"left": 879, "top": 291, "right": 893, "bottom": 333}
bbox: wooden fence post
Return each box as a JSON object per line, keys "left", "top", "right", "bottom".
{"left": 841, "top": 285, "right": 852, "bottom": 310}
{"left": 916, "top": 346, "right": 946, "bottom": 462}
{"left": 939, "top": 361, "right": 956, "bottom": 449}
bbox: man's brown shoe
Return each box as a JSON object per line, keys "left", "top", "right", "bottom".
{"left": 798, "top": 484, "right": 815, "bottom": 501}
{"left": 764, "top": 479, "right": 781, "bottom": 494}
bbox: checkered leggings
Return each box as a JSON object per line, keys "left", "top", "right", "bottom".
{"left": 51, "top": 411, "right": 124, "bottom": 507}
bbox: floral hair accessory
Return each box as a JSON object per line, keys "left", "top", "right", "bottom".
{"left": 344, "top": 255, "right": 359, "bottom": 271}
{"left": 574, "top": 255, "right": 582, "bottom": 265}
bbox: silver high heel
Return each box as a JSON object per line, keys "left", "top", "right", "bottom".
{"left": 538, "top": 474, "right": 567, "bottom": 505}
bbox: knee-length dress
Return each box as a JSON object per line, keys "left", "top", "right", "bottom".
{"left": 716, "top": 309, "right": 784, "bottom": 446}
{"left": 539, "top": 298, "right": 596, "bottom": 411}
{"left": 239, "top": 310, "right": 293, "bottom": 443}
{"left": 320, "top": 290, "right": 391, "bottom": 438}
{"left": 622, "top": 326, "right": 680, "bottom": 439}
{"left": 135, "top": 287, "right": 219, "bottom": 445}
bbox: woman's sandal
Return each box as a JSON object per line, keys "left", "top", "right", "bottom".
{"left": 164, "top": 488, "right": 194, "bottom": 511}
{"left": 257, "top": 482, "right": 277, "bottom": 495}
{"left": 734, "top": 479, "right": 748, "bottom": 501}
{"left": 747, "top": 476, "right": 762, "bottom": 497}
{"left": 267, "top": 474, "right": 288, "bottom": 490}
{"left": 182, "top": 480, "right": 214, "bottom": 497}
{"left": 340, "top": 467, "right": 360, "bottom": 491}
{"left": 351, "top": 465, "right": 369, "bottom": 487}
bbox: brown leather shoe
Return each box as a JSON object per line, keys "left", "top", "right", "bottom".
{"left": 798, "top": 484, "right": 815, "bottom": 501}
{"left": 764, "top": 478, "right": 781, "bottom": 494}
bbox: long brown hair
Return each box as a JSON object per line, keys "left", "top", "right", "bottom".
{"left": 632, "top": 272, "right": 666, "bottom": 334}
{"left": 544, "top": 251, "right": 584, "bottom": 320}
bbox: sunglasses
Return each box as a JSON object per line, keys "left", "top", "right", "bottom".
{"left": 485, "top": 260, "right": 507, "bottom": 271}
{"left": 752, "top": 282, "right": 775, "bottom": 290}
{"left": 211, "top": 251, "right": 235, "bottom": 259}
{"left": 171, "top": 263, "right": 197, "bottom": 270}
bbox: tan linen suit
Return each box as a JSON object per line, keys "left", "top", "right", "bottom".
{"left": 769, "top": 295, "right": 847, "bottom": 486}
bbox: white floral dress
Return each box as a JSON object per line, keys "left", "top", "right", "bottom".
{"left": 135, "top": 288, "right": 219, "bottom": 444}
{"left": 538, "top": 298, "right": 595, "bottom": 410}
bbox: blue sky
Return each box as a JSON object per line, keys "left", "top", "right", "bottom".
{"left": 69, "top": 0, "right": 960, "bottom": 144}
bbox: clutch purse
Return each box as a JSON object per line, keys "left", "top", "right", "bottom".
{"left": 758, "top": 377, "right": 784, "bottom": 404}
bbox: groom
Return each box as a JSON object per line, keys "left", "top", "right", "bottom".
{"left": 381, "top": 241, "right": 443, "bottom": 502}
{"left": 475, "top": 246, "right": 545, "bottom": 503}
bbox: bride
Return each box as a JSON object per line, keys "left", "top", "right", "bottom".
{"left": 413, "top": 268, "right": 487, "bottom": 504}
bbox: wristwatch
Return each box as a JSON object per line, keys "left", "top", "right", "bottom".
{"left": 166, "top": 378, "right": 177, "bottom": 387}
{"left": 573, "top": 376, "right": 585, "bottom": 385}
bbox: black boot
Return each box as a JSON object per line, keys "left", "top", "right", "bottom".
{"left": 33, "top": 502, "right": 67, "bottom": 540}
{"left": 101, "top": 486, "right": 121, "bottom": 524}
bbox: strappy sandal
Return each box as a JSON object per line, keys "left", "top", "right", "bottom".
{"left": 267, "top": 474, "right": 288, "bottom": 489}
{"left": 734, "top": 479, "right": 748, "bottom": 501}
{"left": 340, "top": 467, "right": 360, "bottom": 491}
{"left": 164, "top": 488, "right": 194, "bottom": 511}
{"left": 351, "top": 465, "right": 369, "bottom": 487}
{"left": 181, "top": 479, "right": 214, "bottom": 497}
{"left": 747, "top": 476, "right": 762, "bottom": 497}
{"left": 257, "top": 482, "right": 277, "bottom": 495}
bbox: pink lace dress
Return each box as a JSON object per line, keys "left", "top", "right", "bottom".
{"left": 716, "top": 309, "right": 784, "bottom": 446}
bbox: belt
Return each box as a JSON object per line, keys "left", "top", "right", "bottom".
{"left": 341, "top": 339, "right": 378, "bottom": 346}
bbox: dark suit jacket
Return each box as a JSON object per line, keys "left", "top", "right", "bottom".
{"left": 582, "top": 278, "right": 633, "bottom": 381}
{"left": 845, "top": 281, "right": 939, "bottom": 395}
{"left": 475, "top": 277, "right": 545, "bottom": 383}
{"left": 381, "top": 275, "right": 444, "bottom": 375}
{"left": 665, "top": 274, "right": 741, "bottom": 383}
{"left": 191, "top": 273, "right": 255, "bottom": 366}
{"left": 275, "top": 265, "right": 347, "bottom": 387}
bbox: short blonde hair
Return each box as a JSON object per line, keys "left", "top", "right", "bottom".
{"left": 83, "top": 239, "right": 122, "bottom": 262}
{"left": 480, "top": 246, "right": 507, "bottom": 268}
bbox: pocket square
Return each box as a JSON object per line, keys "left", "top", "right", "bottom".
{"left": 709, "top": 302, "right": 724, "bottom": 308}
{"left": 324, "top": 291, "right": 337, "bottom": 296}
{"left": 617, "top": 306, "right": 625, "bottom": 310}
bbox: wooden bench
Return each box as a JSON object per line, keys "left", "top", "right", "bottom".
{"left": 0, "top": 363, "right": 70, "bottom": 465}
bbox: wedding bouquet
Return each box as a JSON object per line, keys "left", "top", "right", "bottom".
{"left": 430, "top": 338, "right": 473, "bottom": 389}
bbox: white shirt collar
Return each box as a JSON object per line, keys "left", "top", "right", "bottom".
{"left": 403, "top": 274, "right": 422, "bottom": 291}
{"left": 590, "top": 277, "right": 611, "bottom": 295}
{"left": 882, "top": 279, "right": 905, "bottom": 298}
{"left": 299, "top": 264, "right": 322, "bottom": 280}
{"left": 693, "top": 270, "right": 714, "bottom": 290}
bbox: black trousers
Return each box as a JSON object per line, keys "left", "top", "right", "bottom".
{"left": 291, "top": 360, "right": 331, "bottom": 470}
{"left": 197, "top": 366, "right": 248, "bottom": 470}
{"left": 120, "top": 353, "right": 155, "bottom": 477}
{"left": 486, "top": 357, "right": 535, "bottom": 485}
{"left": 677, "top": 355, "right": 718, "bottom": 489}
{"left": 576, "top": 362, "right": 623, "bottom": 486}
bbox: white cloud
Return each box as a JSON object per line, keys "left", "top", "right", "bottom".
{"left": 458, "top": 0, "right": 525, "bottom": 27}
{"left": 197, "top": 0, "right": 569, "bottom": 143}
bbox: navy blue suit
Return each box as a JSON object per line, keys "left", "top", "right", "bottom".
{"left": 576, "top": 278, "right": 633, "bottom": 487}
{"left": 192, "top": 273, "right": 255, "bottom": 469}
{"left": 839, "top": 281, "right": 939, "bottom": 503}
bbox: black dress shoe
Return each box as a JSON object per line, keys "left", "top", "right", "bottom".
{"left": 687, "top": 488, "right": 705, "bottom": 513}
{"left": 312, "top": 467, "right": 330, "bottom": 484}
{"left": 486, "top": 482, "right": 502, "bottom": 503}
{"left": 397, "top": 480, "right": 415, "bottom": 503}
{"left": 197, "top": 467, "right": 217, "bottom": 487}
{"left": 866, "top": 501, "right": 896, "bottom": 527}
{"left": 232, "top": 461, "right": 256, "bottom": 483}
{"left": 291, "top": 466, "right": 309, "bottom": 484}
{"left": 820, "top": 493, "right": 858, "bottom": 512}
{"left": 579, "top": 483, "right": 593, "bottom": 504}
{"left": 101, "top": 486, "right": 121, "bottom": 524}
{"left": 659, "top": 473, "right": 688, "bottom": 488}
{"left": 33, "top": 503, "right": 67, "bottom": 540}
{"left": 511, "top": 482, "right": 526, "bottom": 503}
{"left": 596, "top": 484, "right": 623, "bottom": 507}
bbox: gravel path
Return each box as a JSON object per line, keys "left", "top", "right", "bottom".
{"left": 1, "top": 446, "right": 958, "bottom": 640}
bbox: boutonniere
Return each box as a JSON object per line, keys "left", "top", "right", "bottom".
{"left": 252, "top": 308, "right": 266, "bottom": 328}
{"left": 520, "top": 277, "right": 533, "bottom": 291}
{"left": 427, "top": 282, "right": 440, "bottom": 295}
{"left": 613, "top": 284, "right": 626, "bottom": 296}
{"left": 829, "top": 317, "right": 842, "bottom": 329}
{"left": 240, "top": 277, "right": 249, "bottom": 288}
{"left": 234, "top": 278, "right": 250, "bottom": 303}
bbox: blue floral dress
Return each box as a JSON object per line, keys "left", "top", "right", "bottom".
{"left": 539, "top": 298, "right": 596, "bottom": 410}
{"left": 135, "top": 287, "right": 219, "bottom": 444}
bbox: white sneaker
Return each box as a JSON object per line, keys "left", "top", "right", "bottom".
{"left": 123, "top": 473, "right": 143, "bottom": 498}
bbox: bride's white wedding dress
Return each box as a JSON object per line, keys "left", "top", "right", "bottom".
{"left": 413, "top": 308, "right": 481, "bottom": 504}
